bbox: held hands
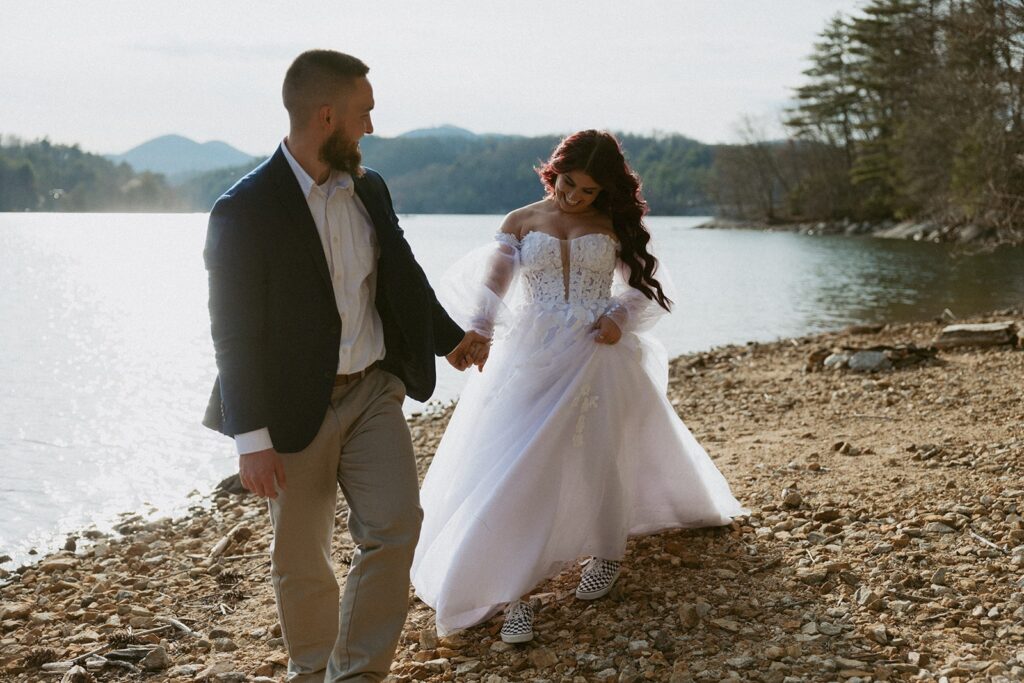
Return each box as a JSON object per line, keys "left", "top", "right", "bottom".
{"left": 593, "top": 316, "right": 622, "bottom": 344}
{"left": 446, "top": 330, "right": 492, "bottom": 372}
{"left": 239, "top": 448, "right": 287, "bottom": 499}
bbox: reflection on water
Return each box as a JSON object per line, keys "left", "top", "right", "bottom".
{"left": 1, "top": 213, "right": 1022, "bottom": 566}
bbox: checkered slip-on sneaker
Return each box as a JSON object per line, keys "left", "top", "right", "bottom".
{"left": 500, "top": 600, "right": 534, "bottom": 644}
{"left": 575, "top": 557, "right": 622, "bottom": 600}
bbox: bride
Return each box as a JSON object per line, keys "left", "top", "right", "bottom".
{"left": 411, "top": 130, "right": 747, "bottom": 643}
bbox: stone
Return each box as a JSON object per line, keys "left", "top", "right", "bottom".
{"left": 726, "top": 655, "right": 755, "bottom": 669}
{"left": 0, "top": 602, "right": 32, "bottom": 620}
{"left": 783, "top": 489, "right": 802, "bottom": 508}
{"left": 213, "top": 637, "right": 238, "bottom": 652}
{"left": 140, "top": 646, "right": 171, "bottom": 671}
{"left": 678, "top": 603, "right": 700, "bottom": 628}
{"left": 848, "top": 350, "right": 892, "bottom": 372}
{"left": 528, "top": 647, "right": 559, "bottom": 669}
{"left": 419, "top": 626, "right": 438, "bottom": 650}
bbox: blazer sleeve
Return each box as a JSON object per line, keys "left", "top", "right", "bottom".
{"left": 377, "top": 176, "right": 465, "bottom": 356}
{"left": 204, "top": 195, "right": 270, "bottom": 436}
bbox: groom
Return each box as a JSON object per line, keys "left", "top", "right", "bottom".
{"left": 203, "top": 50, "right": 485, "bottom": 681}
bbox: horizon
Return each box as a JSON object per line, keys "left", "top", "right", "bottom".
{"left": 2, "top": 1, "right": 861, "bottom": 156}
{"left": 2, "top": 126, "right": 724, "bottom": 160}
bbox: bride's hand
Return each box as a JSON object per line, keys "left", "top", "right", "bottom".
{"left": 593, "top": 316, "right": 622, "bottom": 344}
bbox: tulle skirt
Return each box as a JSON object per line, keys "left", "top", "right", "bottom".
{"left": 411, "top": 300, "right": 747, "bottom": 635}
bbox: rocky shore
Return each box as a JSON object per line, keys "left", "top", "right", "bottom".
{"left": 695, "top": 218, "right": 1021, "bottom": 247}
{"left": 2, "top": 310, "right": 1022, "bottom": 683}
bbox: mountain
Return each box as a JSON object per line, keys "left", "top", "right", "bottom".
{"left": 398, "top": 125, "right": 479, "bottom": 139}
{"left": 107, "top": 135, "right": 258, "bottom": 179}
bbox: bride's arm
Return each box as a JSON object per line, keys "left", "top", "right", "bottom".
{"left": 599, "top": 258, "right": 674, "bottom": 337}
{"left": 436, "top": 212, "right": 522, "bottom": 339}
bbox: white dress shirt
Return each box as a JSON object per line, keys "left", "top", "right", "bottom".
{"left": 235, "top": 140, "right": 386, "bottom": 455}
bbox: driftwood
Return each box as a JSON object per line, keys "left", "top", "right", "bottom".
{"left": 933, "top": 321, "right": 1019, "bottom": 348}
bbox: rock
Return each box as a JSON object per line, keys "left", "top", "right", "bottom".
{"left": 60, "top": 665, "right": 94, "bottom": 683}
{"left": 931, "top": 567, "right": 948, "bottom": 586}
{"left": 419, "top": 626, "right": 438, "bottom": 650}
{"left": 783, "top": 489, "right": 802, "bottom": 508}
{"left": 195, "top": 660, "right": 236, "bottom": 681}
{"left": 678, "top": 603, "right": 701, "bottom": 628}
{"left": 866, "top": 623, "right": 889, "bottom": 644}
{"left": 140, "top": 646, "right": 171, "bottom": 671}
{"left": 823, "top": 352, "right": 851, "bottom": 370}
{"left": 924, "top": 521, "right": 956, "bottom": 534}
{"left": 627, "top": 640, "right": 650, "bottom": 654}
{"left": 0, "top": 602, "right": 32, "bottom": 620}
{"left": 529, "top": 647, "right": 559, "bottom": 669}
{"left": 848, "top": 350, "right": 892, "bottom": 372}
{"left": 813, "top": 509, "right": 843, "bottom": 523}
{"left": 213, "top": 637, "right": 238, "bottom": 652}
{"left": 710, "top": 618, "right": 741, "bottom": 632}
{"left": 167, "top": 664, "right": 201, "bottom": 677}
{"left": 726, "top": 655, "right": 755, "bottom": 669}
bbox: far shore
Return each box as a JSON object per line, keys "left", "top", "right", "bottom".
{"left": 1, "top": 308, "right": 1022, "bottom": 682}
{"left": 696, "top": 217, "right": 1023, "bottom": 248}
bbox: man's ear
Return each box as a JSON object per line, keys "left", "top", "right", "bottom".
{"left": 318, "top": 104, "right": 333, "bottom": 129}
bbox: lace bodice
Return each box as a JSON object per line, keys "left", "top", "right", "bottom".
{"left": 500, "top": 231, "right": 618, "bottom": 305}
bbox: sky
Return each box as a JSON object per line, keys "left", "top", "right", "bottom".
{"left": 1, "top": 1, "right": 862, "bottom": 156}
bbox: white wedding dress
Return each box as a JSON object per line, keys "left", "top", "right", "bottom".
{"left": 411, "top": 231, "right": 747, "bottom": 635}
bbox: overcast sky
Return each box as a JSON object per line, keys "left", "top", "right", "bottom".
{"left": 1, "top": 1, "right": 861, "bottom": 156}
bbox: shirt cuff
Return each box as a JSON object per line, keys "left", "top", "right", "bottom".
{"left": 235, "top": 428, "right": 273, "bottom": 455}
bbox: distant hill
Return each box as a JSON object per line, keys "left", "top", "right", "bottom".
{"left": 1, "top": 130, "right": 716, "bottom": 214}
{"left": 399, "top": 125, "right": 479, "bottom": 139}
{"left": 107, "top": 135, "right": 258, "bottom": 179}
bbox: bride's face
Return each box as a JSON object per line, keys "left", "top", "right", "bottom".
{"left": 553, "top": 170, "right": 602, "bottom": 213}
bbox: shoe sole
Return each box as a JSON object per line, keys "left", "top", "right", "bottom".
{"left": 501, "top": 631, "right": 534, "bottom": 644}
{"left": 575, "top": 567, "right": 621, "bottom": 600}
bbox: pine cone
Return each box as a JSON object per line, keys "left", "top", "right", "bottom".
{"left": 223, "top": 587, "right": 246, "bottom": 602}
{"left": 108, "top": 627, "right": 138, "bottom": 647}
{"left": 216, "top": 570, "right": 243, "bottom": 586}
{"left": 24, "top": 647, "right": 57, "bottom": 668}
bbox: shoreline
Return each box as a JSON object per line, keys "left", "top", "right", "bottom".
{"left": 2, "top": 309, "right": 1022, "bottom": 682}
{"left": 695, "top": 218, "right": 1024, "bottom": 248}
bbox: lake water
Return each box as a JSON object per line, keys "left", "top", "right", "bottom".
{"left": 2, "top": 213, "right": 1022, "bottom": 567}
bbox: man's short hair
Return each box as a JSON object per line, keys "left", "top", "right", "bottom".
{"left": 282, "top": 50, "right": 369, "bottom": 123}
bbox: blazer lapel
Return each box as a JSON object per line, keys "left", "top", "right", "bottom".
{"left": 267, "top": 148, "right": 332, "bottom": 292}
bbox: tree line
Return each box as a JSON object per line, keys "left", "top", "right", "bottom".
{"left": 0, "top": 133, "right": 715, "bottom": 216}
{"left": 712, "top": 0, "right": 1024, "bottom": 243}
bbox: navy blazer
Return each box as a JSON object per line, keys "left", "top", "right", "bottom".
{"left": 202, "top": 147, "right": 464, "bottom": 453}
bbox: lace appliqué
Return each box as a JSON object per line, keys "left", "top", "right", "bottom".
{"left": 571, "top": 383, "right": 599, "bottom": 447}
{"left": 519, "top": 232, "right": 617, "bottom": 305}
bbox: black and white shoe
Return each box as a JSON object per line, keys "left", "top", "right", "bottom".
{"left": 575, "top": 557, "right": 621, "bottom": 600}
{"left": 500, "top": 600, "right": 534, "bottom": 644}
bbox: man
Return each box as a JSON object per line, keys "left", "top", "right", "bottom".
{"left": 203, "top": 49, "right": 486, "bottom": 682}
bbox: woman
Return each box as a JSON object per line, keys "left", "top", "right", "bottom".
{"left": 411, "top": 130, "right": 747, "bottom": 643}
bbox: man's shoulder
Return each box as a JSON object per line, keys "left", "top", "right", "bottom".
{"left": 211, "top": 155, "right": 279, "bottom": 216}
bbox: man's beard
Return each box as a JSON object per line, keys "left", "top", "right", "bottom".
{"left": 319, "top": 128, "right": 362, "bottom": 175}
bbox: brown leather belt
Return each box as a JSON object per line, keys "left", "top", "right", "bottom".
{"left": 334, "top": 361, "right": 379, "bottom": 386}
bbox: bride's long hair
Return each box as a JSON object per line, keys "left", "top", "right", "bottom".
{"left": 537, "top": 130, "right": 672, "bottom": 311}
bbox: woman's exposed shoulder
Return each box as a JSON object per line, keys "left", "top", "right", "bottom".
{"left": 500, "top": 201, "right": 550, "bottom": 237}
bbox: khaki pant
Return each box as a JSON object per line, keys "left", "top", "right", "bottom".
{"left": 268, "top": 369, "right": 421, "bottom": 682}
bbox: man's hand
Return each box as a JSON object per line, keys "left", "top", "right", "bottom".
{"left": 447, "top": 331, "right": 491, "bottom": 371}
{"left": 239, "top": 448, "right": 287, "bottom": 499}
{"left": 593, "top": 316, "right": 622, "bottom": 344}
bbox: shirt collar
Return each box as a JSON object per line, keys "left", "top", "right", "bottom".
{"left": 280, "top": 139, "right": 355, "bottom": 199}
